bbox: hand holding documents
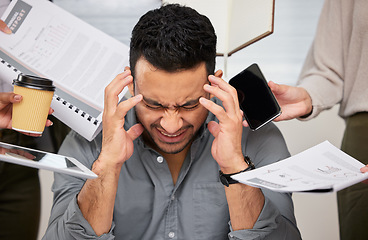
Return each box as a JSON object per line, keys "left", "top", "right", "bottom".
{"left": 232, "top": 141, "right": 368, "bottom": 193}
{"left": 0, "top": 0, "right": 130, "bottom": 141}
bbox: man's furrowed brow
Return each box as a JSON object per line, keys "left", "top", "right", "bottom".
{"left": 142, "top": 96, "right": 203, "bottom": 108}
{"left": 179, "top": 97, "right": 201, "bottom": 107}
{"left": 142, "top": 97, "right": 164, "bottom": 107}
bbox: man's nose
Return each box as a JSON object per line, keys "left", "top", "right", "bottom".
{"left": 160, "top": 109, "right": 183, "bottom": 134}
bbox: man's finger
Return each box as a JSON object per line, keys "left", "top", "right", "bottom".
{"left": 208, "top": 75, "right": 240, "bottom": 111}
{"left": 199, "top": 97, "right": 228, "bottom": 123}
{"left": 104, "top": 71, "right": 133, "bottom": 115}
{"left": 115, "top": 94, "right": 142, "bottom": 119}
{"left": 242, "top": 120, "right": 249, "bottom": 128}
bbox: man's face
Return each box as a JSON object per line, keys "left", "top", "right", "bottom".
{"left": 129, "top": 58, "right": 210, "bottom": 155}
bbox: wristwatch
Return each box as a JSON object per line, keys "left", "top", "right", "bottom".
{"left": 219, "top": 156, "right": 255, "bottom": 187}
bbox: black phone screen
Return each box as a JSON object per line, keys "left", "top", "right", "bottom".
{"left": 229, "top": 63, "right": 281, "bottom": 130}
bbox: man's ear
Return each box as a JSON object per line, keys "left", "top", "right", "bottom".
{"left": 214, "top": 69, "right": 223, "bottom": 78}
{"left": 128, "top": 81, "right": 134, "bottom": 97}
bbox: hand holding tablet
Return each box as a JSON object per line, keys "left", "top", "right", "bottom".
{"left": 0, "top": 141, "right": 97, "bottom": 179}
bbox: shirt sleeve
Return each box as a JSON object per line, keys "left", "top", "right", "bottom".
{"left": 42, "top": 131, "right": 115, "bottom": 240}
{"left": 297, "top": 0, "right": 344, "bottom": 119}
{"left": 228, "top": 123, "right": 302, "bottom": 240}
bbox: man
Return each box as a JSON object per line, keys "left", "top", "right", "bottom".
{"left": 43, "top": 4, "right": 301, "bottom": 239}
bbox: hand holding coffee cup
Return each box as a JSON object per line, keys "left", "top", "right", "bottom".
{"left": 12, "top": 74, "right": 55, "bottom": 135}
{"left": 0, "top": 91, "right": 53, "bottom": 136}
{"left": 0, "top": 92, "right": 22, "bottom": 129}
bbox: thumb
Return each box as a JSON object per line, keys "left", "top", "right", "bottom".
{"left": 269, "top": 81, "right": 291, "bottom": 96}
{"left": 0, "top": 92, "right": 22, "bottom": 104}
{"left": 360, "top": 165, "right": 368, "bottom": 173}
{"left": 268, "top": 81, "right": 282, "bottom": 94}
{"left": 207, "top": 121, "right": 220, "bottom": 138}
{"left": 127, "top": 123, "right": 144, "bottom": 141}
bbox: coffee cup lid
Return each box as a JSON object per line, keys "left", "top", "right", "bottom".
{"left": 12, "top": 74, "right": 55, "bottom": 91}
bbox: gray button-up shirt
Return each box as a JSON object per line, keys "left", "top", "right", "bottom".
{"left": 43, "top": 98, "right": 301, "bottom": 240}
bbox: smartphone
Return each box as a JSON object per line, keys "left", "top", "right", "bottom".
{"left": 229, "top": 63, "right": 281, "bottom": 130}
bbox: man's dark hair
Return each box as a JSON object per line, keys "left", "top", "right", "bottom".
{"left": 129, "top": 4, "right": 217, "bottom": 78}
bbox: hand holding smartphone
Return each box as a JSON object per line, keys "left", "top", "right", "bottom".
{"left": 229, "top": 63, "right": 281, "bottom": 130}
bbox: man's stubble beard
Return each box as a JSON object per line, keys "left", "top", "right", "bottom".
{"left": 135, "top": 111, "right": 202, "bottom": 155}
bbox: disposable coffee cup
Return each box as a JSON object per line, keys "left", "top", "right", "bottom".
{"left": 12, "top": 74, "right": 55, "bottom": 134}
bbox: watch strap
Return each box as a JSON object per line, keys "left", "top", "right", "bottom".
{"left": 219, "top": 156, "right": 255, "bottom": 187}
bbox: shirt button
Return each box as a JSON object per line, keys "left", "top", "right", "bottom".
{"left": 171, "top": 195, "right": 175, "bottom": 201}
{"left": 168, "top": 232, "right": 175, "bottom": 238}
{"left": 157, "top": 156, "right": 164, "bottom": 163}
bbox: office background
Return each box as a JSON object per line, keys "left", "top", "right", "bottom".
{"left": 37, "top": 0, "right": 343, "bottom": 239}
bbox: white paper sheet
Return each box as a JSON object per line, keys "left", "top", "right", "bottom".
{"left": 232, "top": 141, "right": 368, "bottom": 193}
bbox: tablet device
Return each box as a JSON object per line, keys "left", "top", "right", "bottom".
{"left": 0, "top": 141, "right": 97, "bottom": 179}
